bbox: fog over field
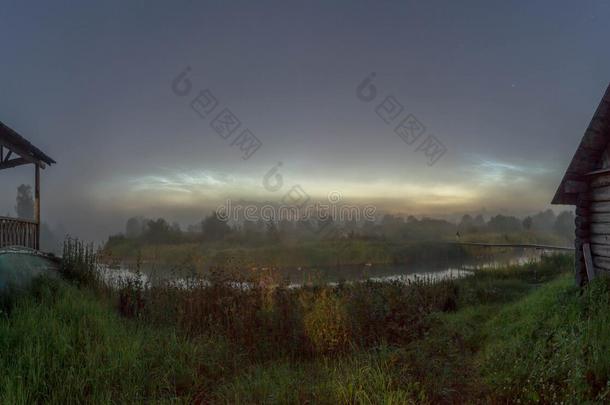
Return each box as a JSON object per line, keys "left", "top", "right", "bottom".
{"left": 1, "top": 1, "right": 609, "bottom": 242}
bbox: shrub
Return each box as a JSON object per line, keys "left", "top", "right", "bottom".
{"left": 303, "top": 289, "right": 351, "bottom": 354}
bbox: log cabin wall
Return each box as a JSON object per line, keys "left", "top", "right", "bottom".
{"left": 551, "top": 84, "right": 610, "bottom": 286}
{"left": 586, "top": 172, "right": 610, "bottom": 281}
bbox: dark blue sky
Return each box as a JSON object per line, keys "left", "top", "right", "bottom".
{"left": 1, "top": 0, "right": 609, "bottom": 239}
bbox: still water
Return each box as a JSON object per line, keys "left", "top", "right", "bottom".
{"left": 101, "top": 247, "right": 551, "bottom": 288}
{"left": 277, "top": 247, "right": 546, "bottom": 286}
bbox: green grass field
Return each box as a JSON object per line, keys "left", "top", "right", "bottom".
{"left": 2, "top": 252, "right": 610, "bottom": 403}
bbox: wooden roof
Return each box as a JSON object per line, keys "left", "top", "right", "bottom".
{"left": 0, "top": 121, "right": 55, "bottom": 170}
{"left": 552, "top": 84, "right": 610, "bottom": 205}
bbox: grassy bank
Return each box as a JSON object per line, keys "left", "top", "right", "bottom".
{"left": 3, "top": 252, "right": 610, "bottom": 403}
{"left": 104, "top": 239, "right": 470, "bottom": 271}
{"left": 103, "top": 230, "right": 568, "bottom": 272}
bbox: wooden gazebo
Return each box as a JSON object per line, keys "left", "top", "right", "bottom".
{"left": 0, "top": 121, "right": 55, "bottom": 250}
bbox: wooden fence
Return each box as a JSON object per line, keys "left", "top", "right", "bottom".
{"left": 0, "top": 216, "right": 39, "bottom": 250}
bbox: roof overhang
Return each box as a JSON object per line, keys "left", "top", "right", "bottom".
{"left": 0, "top": 121, "right": 55, "bottom": 171}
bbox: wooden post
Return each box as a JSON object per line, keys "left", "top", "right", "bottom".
{"left": 575, "top": 191, "right": 591, "bottom": 286}
{"left": 583, "top": 243, "right": 595, "bottom": 282}
{"left": 35, "top": 164, "right": 40, "bottom": 250}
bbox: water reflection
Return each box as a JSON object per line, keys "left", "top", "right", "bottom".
{"left": 369, "top": 268, "right": 474, "bottom": 284}
{"left": 100, "top": 246, "right": 551, "bottom": 289}
{"left": 275, "top": 247, "right": 545, "bottom": 285}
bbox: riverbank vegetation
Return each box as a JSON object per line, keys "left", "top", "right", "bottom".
{"left": 4, "top": 244, "right": 610, "bottom": 402}
{"left": 103, "top": 210, "right": 574, "bottom": 269}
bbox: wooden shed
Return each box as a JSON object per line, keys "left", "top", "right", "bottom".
{"left": 0, "top": 121, "right": 55, "bottom": 250}
{"left": 552, "top": 84, "right": 610, "bottom": 285}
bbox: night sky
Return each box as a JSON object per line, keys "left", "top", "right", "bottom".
{"left": 1, "top": 1, "right": 609, "bottom": 240}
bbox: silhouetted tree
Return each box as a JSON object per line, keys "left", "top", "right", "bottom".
{"left": 487, "top": 215, "right": 522, "bottom": 233}
{"left": 381, "top": 214, "right": 403, "bottom": 238}
{"left": 554, "top": 211, "right": 575, "bottom": 240}
{"left": 126, "top": 216, "right": 147, "bottom": 238}
{"left": 265, "top": 221, "right": 280, "bottom": 242}
{"left": 473, "top": 214, "right": 486, "bottom": 228}
{"left": 316, "top": 213, "right": 335, "bottom": 237}
{"left": 531, "top": 209, "right": 556, "bottom": 231}
{"left": 459, "top": 214, "right": 473, "bottom": 229}
{"left": 143, "top": 218, "right": 181, "bottom": 243}
{"left": 15, "top": 184, "right": 34, "bottom": 219}
{"left": 202, "top": 212, "right": 231, "bottom": 241}
{"left": 278, "top": 218, "right": 294, "bottom": 240}
{"left": 406, "top": 215, "right": 418, "bottom": 224}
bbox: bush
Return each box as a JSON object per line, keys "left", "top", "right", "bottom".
{"left": 303, "top": 290, "right": 351, "bottom": 353}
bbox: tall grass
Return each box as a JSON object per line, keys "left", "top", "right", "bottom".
{"left": 3, "top": 239, "right": 597, "bottom": 403}
{"left": 0, "top": 277, "right": 204, "bottom": 403}
{"left": 479, "top": 274, "right": 610, "bottom": 403}
{"left": 115, "top": 268, "right": 465, "bottom": 359}
{"left": 61, "top": 237, "right": 101, "bottom": 289}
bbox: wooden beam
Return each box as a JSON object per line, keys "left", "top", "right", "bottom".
{"left": 577, "top": 193, "right": 593, "bottom": 207}
{"left": 593, "top": 255, "right": 610, "bottom": 272}
{"left": 591, "top": 244, "right": 610, "bottom": 258}
{"left": 592, "top": 186, "right": 610, "bottom": 201}
{"left": 590, "top": 234, "right": 610, "bottom": 245}
{"left": 0, "top": 147, "right": 13, "bottom": 163}
{"left": 35, "top": 165, "right": 40, "bottom": 250}
{"left": 591, "top": 223, "right": 610, "bottom": 234}
{"left": 575, "top": 216, "right": 590, "bottom": 228}
{"left": 0, "top": 139, "right": 45, "bottom": 169}
{"left": 591, "top": 202, "right": 610, "bottom": 213}
{"left": 449, "top": 242, "right": 574, "bottom": 251}
{"left": 584, "top": 243, "right": 596, "bottom": 281}
{"left": 591, "top": 213, "right": 610, "bottom": 223}
{"left": 564, "top": 180, "right": 588, "bottom": 193}
{"left": 591, "top": 173, "right": 610, "bottom": 188}
{"left": 0, "top": 157, "right": 29, "bottom": 170}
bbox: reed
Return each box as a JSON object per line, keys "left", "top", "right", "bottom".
{"left": 8, "top": 239, "right": 583, "bottom": 403}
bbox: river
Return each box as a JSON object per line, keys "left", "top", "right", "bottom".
{"left": 100, "top": 246, "right": 555, "bottom": 289}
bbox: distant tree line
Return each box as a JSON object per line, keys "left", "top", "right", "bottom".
{"left": 105, "top": 208, "right": 575, "bottom": 249}
{"left": 458, "top": 209, "right": 574, "bottom": 239}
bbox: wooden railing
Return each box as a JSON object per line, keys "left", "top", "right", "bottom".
{"left": 450, "top": 242, "right": 574, "bottom": 251}
{"left": 0, "top": 216, "right": 39, "bottom": 250}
